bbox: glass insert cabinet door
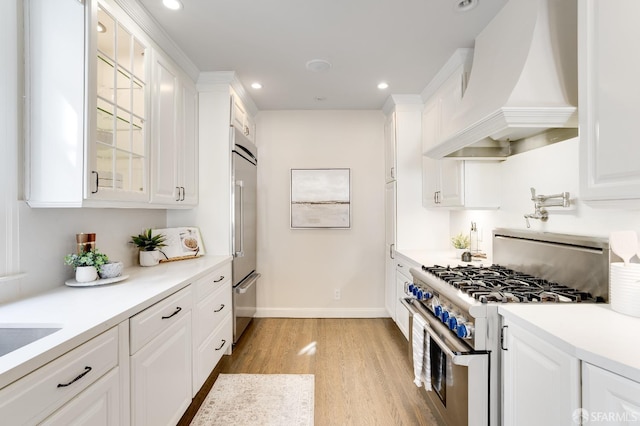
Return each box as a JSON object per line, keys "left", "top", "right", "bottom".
{"left": 88, "top": 2, "right": 149, "bottom": 201}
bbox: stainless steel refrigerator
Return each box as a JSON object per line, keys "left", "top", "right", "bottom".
{"left": 231, "top": 127, "right": 259, "bottom": 343}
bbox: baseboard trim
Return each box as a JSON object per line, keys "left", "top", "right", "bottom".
{"left": 255, "top": 307, "right": 390, "bottom": 318}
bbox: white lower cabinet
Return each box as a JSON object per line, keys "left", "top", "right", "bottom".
{"left": 42, "top": 367, "right": 121, "bottom": 426}
{"left": 394, "top": 257, "right": 417, "bottom": 340}
{"left": 501, "top": 319, "right": 580, "bottom": 426}
{"left": 192, "top": 265, "right": 233, "bottom": 395}
{"left": 582, "top": 362, "right": 640, "bottom": 425}
{"left": 0, "top": 327, "right": 120, "bottom": 425}
{"left": 130, "top": 286, "right": 193, "bottom": 426}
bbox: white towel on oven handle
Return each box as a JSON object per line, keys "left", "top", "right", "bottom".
{"left": 412, "top": 314, "right": 432, "bottom": 390}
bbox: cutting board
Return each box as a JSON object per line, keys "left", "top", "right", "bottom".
{"left": 152, "top": 227, "right": 205, "bottom": 262}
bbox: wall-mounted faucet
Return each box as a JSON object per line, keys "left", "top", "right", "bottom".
{"left": 524, "top": 187, "right": 570, "bottom": 228}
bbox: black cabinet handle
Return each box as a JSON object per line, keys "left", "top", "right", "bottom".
{"left": 213, "top": 275, "right": 224, "bottom": 283}
{"left": 57, "top": 366, "right": 92, "bottom": 388}
{"left": 215, "top": 340, "right": 226, "bottom": 351}
{"left": 91, "top": 171, "right": 99, "bottom": 194}
{"left": 161, "top": 306, "right": 182, "bottom": 319}
{"left": 214, "top": 304, "right": 225, "bottom": 312}
{"left": 501, "top": 325, "right": 508, "bottom": 351}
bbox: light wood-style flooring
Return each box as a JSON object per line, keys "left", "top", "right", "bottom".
{"left": 178, "top": 318, "right": 443, "bottom": 426}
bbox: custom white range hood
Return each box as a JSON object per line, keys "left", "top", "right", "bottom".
{"left": 426, "top": 0, "right": 578, "bottom": 159}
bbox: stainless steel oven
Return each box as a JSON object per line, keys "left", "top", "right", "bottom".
{"left": 402, "top": 298, "right": 489, "bottom": 426}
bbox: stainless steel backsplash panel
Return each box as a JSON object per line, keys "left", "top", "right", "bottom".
{"left": 493, "top": 228, "right": 609, "bottom": 302}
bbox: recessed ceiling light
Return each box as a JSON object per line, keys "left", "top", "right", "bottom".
{"left": 251, "top": 82, "right": 263, "bottom": 89}
{"left": 162, "top": 0, "right": 183, "bottom": 10}
{"left": 306, "top": 59, "right": 332, "bottom": 73}
{"left": 377, "top": 82, "right": 389, "bottom": 90}
{"left": 97, "top": 22, "right": 106, "bottom": 33}
{"left": 455, "top": 0, "right": 478, "bottom": 12}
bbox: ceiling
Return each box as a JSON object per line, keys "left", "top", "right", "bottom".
{"left": 137, "top": 0, "right": 509, "bottom": 110}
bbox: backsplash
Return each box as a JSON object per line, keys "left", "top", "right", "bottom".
{"left": 450, "top": 137, "right": 640, "bottom": 256}
{"left": 0, "top": 204, "right": 166, "bottom": 304}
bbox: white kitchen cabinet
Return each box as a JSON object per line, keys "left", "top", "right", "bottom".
{"left": 192, "top": 264, "right": 233, "bottom": 395}
{"left": 384, "top": 180, "right": 397, "bottom": 319}
{"left": 421, "top": 50, "right": 500, "bottom": 210}
{"left": 130, "top": 286, "right": 192, "bottom": 426}
{"left": 501, "top": 319, "right": 580, "bottom": 426}
{"left": 582, "top": 362, "right": 640, "bottom": 424}
{"left": 231, "top": 91, "right": 256, "bottom": 142}
{"left": 424, "top": 159, "right": 501, "bottom": 209}
{"left": 394, "top": 255, "right": 418, "bottom": 341}
{"left": 385, "top": 112, "right": 397, "bottom": 183}
{"left": 42, "top": 367, "right": 121, "bottom": 426}
{"left": 0, "top": 327, "right": 120, "bottom": 425}
{"left": 25, "top": 0, "right": 154, "bottom": 207}
{"left": 579, "top": 0, "right": 640, "bottom": 206}
{"left": 149, "top": 51, "right": 198, "bottom": 207}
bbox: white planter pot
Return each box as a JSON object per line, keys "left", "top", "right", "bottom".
{"left": 75, "top": 266, "right": 98, "bottom": 283}
{"left": 139, "top": 250, "right": 160, "bottom": 267}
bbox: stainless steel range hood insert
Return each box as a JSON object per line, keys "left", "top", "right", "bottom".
{"left": 425, "top": 0, "right": 578, "bottom": 159}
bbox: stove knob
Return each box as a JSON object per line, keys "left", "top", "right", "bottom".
{"left": 412, "top": 286, "right": 418, "bottom": 297}
{"left": 440, "top": 309, "right": 450, "bottom": 323}
{"left": 422, "top": 290, "right": 433, "bottom": 300}
{"left": 456, "top": 323, "right": 474, "bottom": 339}
{"left": 417, "top": 289, "right": 424, "bottom": 299}
{"left": 447, "top": 316, "right": 458, "bottom": 331}
{"left": 434, "top": 305, "right": 442, "bottom": 318}
{"left": 408, "top": 283, "right": 415, "bottom": 293}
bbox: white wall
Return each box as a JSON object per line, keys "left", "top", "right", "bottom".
{"left": 255, "top": 110, "right": 386, "bottom": 317}
{"left": 8, "top": 205, "right": 166, "bottom": 302}
{"left": 450, "top": 137, "right": 640, "bottom": 256}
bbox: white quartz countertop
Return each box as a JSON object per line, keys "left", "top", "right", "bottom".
{"left": 0, "top": 255, "right": 231, "bottom": 389}
{"left": 396, "top": 248, "right": 493, "bottom": 268}
{"left": 499, "top": 304, "right": 640, "bottom": 383}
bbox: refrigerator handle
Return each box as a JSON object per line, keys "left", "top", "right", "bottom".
{"left": 234, "top": 180, "right": 245, "bottom": 257}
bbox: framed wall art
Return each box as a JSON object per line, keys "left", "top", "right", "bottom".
{"left": 290, "top": 168, "right": 351, "bottom": 229}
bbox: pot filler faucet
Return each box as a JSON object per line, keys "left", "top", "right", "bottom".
{"left": 524, "top": 187, "right": 570, "bottom": 228}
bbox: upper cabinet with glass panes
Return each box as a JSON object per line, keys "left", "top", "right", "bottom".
{"left": 88, "top": 2, "right": 149, "bottom": 202}
{"left": 25, "top": 0, "right": 199, "bottom": 208}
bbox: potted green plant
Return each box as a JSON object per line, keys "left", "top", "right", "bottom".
{"left": 64, "top": 249, "right": 109, "bottom": 282}
{"left": 130, "top": 229, "right": 167, "bottom": 266}
{"left": 451, "top": 232, "right": 470, "bottom": 259}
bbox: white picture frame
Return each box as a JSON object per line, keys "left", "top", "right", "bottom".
{"left": 290, "top": 168, "right": 351, "bottom": 229}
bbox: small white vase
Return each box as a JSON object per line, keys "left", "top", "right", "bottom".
{"left": 75, "top": 266, "right": 98, "bottom": 283}
{"left": 139, "top": 250, "right": 160, "bottom": 267}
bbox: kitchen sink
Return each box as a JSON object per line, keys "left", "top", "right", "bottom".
{"left": 0, "top": 325, "right": 62, "bottom": 357}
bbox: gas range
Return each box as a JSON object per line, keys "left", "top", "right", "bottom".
{"left": 404, "top": 229, "right": 610, "bottom": 426}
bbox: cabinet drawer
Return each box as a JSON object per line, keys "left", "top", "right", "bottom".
{"left": 396, "top": 257, "right": 418, "bottom": 280}
{"left": 195, "top": 263, "right": 231, "bottom": 300}
{"left": 193, "top": 315, "right": 232, "bottom": 394}
{"left": 195, "top": 281, "right": 232, "bottom": 345}
{"left": 130, "top": 286, "right": 192, "bottom": 354}
{"left": 0, "top": 327, "right": 118, "bottom": 425}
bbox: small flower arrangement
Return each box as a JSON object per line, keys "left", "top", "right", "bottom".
{"left": 64, "top": 249, "right": 110, "bottom": 270}
{"left": 130, "top": 229, "right": 167, "bottom": 252}
{"left": 451, "top": 232, "right": 470, "bottom": 250}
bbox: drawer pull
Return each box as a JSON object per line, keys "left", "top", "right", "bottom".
{"left": 214, "top": 304, "right": 225, "bottom": 312}
{"left": 161, "top": 306, "right": 182, "bottom": 319}
{"left": 57, "top": 366, "right": 92, "bottom": 388}
{"left": 213, "top": 275, "right": 225, "bottom": 283}
{"left": 215, "top": 340, "right": 226, "bottom": 351}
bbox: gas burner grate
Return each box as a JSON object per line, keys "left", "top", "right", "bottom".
{"left": 422, "top": 263, "right": 600, "bottom": 304}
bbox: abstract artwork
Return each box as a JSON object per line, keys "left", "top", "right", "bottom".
{"left": 290, "top": 168, "right": 351, "bottom": 229}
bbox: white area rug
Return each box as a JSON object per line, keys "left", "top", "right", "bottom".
{"left": 190, "top": 374, "right": 314, "bottom": 426}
